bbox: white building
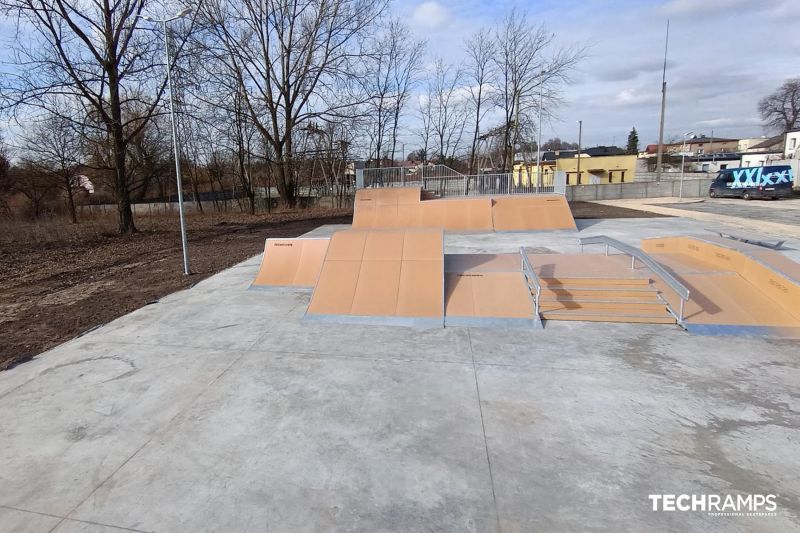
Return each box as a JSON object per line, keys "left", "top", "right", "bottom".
{"left": 784, "top": 129, "right": 800, "bottom": 159}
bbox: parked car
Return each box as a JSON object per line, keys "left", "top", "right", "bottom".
{"left": 709, "top": 165, "right": 794, "bottom": 200}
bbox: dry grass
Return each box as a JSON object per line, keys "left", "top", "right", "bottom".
{"left": 0, "top": 205, "right": 354, "bottom": 246}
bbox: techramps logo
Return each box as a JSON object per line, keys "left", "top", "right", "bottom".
{"left": 649, "top": 494, "right": 778, "bottom": 517}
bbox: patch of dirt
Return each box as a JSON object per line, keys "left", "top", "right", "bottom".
{"left": 0, "top": 209, "right": 353, "bottom": 371}
{"left": 569, "top": 201, "right": 671, "bottom": 219}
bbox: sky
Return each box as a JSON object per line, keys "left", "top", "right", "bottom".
{"left": 2, "top": 0, "right": 799, "bottom": 153}
{"left": 395, "top": 0, "right": 800, "bottom": 148}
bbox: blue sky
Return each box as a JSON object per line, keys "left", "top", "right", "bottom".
{"left": 397, "top": 0, "right": 800, "bottom": 147}
{"left": 2, "top": 0, "right": 799, "bottom": 152}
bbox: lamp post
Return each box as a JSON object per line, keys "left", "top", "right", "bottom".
{"left": 536, "top": 69, "right": 548, "bottom": 191}
{"left": 679, "top": 131, "right": 693, "bottom": 200}
{"left": 576, "top": 120, "right": 582, "bottom": 185}
{"left": 140, "top": 8, "right": 193, "bottom": 275}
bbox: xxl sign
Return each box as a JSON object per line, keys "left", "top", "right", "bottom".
{"left": 728, "top": 167, "right": 793, "bottom": 188}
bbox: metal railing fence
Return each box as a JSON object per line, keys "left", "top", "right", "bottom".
{"left": 578, "top": 235, "right": 690, "bottom": 325}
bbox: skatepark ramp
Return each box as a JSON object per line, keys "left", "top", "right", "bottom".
{"left": 642, "top": 236, "right": 800, "bottom": 337}
{"left": 305, "top": 229, "right": 445, "bottom": 326}
{"left": 444, "top": 249, "right": 542, "bottom": 327}
{"left": 251, "top": 238, "right": 329, "bottom": 289}
{"left": 352, "top": 187, "right": 576, "bottom": 232}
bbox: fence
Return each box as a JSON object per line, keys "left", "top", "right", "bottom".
{"left": 357, "top": 165, "right": 567, "bottom": 197}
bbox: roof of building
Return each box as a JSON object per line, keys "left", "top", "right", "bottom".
{"left": 749, "top": 135, "right": 784, "bottom": 150}
{"left": 668, "top": 136, "right": 737, "bottom": 146}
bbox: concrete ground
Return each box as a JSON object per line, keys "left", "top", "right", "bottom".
{"left": 1, "top": 216, "right": 799, "bottom": 532}
{"left": 660, "top": 197, "right": 800, "bottom": 228}
{"left": 594, "top": 197, "right": 800, "bottom": 242}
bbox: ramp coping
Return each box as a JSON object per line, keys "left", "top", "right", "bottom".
{"left": 578, "top": 235, "right": 689, "bottom": 325}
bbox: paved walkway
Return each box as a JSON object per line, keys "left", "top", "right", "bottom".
{"left": 1, "top": 218, "right": 799, "bottom": 532}
{"left": 593, "top": 197, "right": 800, "bottom": 244}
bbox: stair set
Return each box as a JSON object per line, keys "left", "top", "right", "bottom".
{"left": 537, "top": 276, "right": 674, "bottom": 324}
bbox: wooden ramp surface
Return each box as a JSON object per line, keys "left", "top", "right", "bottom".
{"left": 251, "top": 238, "right": 329, "bottom": 288}
{"left": 643, "top": 236, "right": 800, "bottom": 336}
{"left": 305, "top": 229, "right": 444, "bottom": 326}
{"left": 352, "top": 187, "right": 575, "bottom": 232}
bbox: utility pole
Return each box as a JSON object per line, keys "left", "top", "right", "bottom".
{"left": 711, "top": 129, "right": 716, "bottom": 163}
{"left": 656, "top": 20, "right": 670, "bottom": 183}
{"left": 576, "top": 120, "right": 582, "bottom": 185}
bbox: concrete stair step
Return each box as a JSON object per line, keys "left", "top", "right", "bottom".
{"left": 540, "top": 277, "right": 651, "bottom": 288}
{"left": 541, "top": 310, "right": 675, "bottom": 324}
{"left": 540, "top": 288, "right": 661, "bottom": 300}
{"left": 539, "top": 299, "right": 667, "bottom": 312}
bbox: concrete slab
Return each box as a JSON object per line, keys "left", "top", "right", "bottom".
{"left": 67, "top": 352, "right": 497, "bottom": 532}
{"left": 1, "top": 215, "right": 799, "bottom": 532}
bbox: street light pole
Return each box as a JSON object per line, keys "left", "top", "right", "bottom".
{"left": 576, "top": 120, "right": 582, "bottom": 185}
{"left": 679, "top": 131, "right": 693, "bottom": 200}
{"left": 141, "top": 9, "right": 192, "bottom": 275}
{"left": 536, "top": 70, "right": 547, "bottom": 191}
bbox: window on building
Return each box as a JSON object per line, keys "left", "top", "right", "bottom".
{"left": 697, "top": 148, "right": 704, "bottom": 154}
{"left": 720, "top": 164, "right": 728, "bottom": 170}
{"left": 791, "top": 138, "right": 797, "bottom": 150}
{"left": 620, "top": 171, "right": 625, "bottom": 182}
{"left": 608, "top": 171, "right": 614, "bottom": 183}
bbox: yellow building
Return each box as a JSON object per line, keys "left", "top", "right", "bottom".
{"left": 513, "top": 154, "right": 638, "bottom": 186}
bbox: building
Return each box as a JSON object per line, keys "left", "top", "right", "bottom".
{"left": 737, "top": 137, "right": 769, "bottom": 152}
{"left": 687, "top": 153, "right": 741, "bottom": 173}
{"left": 739, "top": 135, "right": 785, "bottom": 167}
{"left": 784, "top": 129, "right": 800, "bottom": 159}
{"left": 514, "top": 154, "right": 638, "bottom": 186}
{"left": 667, "top": 135, "right": 738, "bottom": 155}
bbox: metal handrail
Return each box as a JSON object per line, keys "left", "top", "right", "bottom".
{"left": 578, "top": 235, "right": 690, "bottom": 324}
{"left": 519, "top": 247, "right": 543, "bottom": 326}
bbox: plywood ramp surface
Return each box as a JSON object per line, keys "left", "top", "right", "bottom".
{"left": 530, "top": 254, "right": 651, "bottom": 280}
{"left": 644, "top": 235, "right": 800, "bottom": 334}
{"left": 445, "top": 272, "right": 533, "bottom": 321}
{"left": 492, "top": 195, "right": 577, "bottom": 231}
{"left": 352, "top": 187, "right": 576, "bottom": 232}
{"left": 306, "top": 229, "right": 444, "bottom": 325}
{"left": 251, "top": 238, "right": 329, "bottom": 288}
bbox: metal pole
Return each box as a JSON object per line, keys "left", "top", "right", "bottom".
{"left": 655, "top": 20, "right": 669, "bottom": 183}
{"left": 679, "top": 135, "right": 686, "bottom": 200}
{"left": 537, "top": 78, "right": 544, "bottom": 192}
{"left": 576, "top": 120, "right": 582, "bottom": 185}
{"left": 163, "top": 20, "right": 190, "bottom": 275}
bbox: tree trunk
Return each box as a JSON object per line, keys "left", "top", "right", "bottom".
{"left": 65, "top": 176, "right": 77, "bottom": 224}
{"left": 108, "top": 79, "right": 135, "bottom": 234}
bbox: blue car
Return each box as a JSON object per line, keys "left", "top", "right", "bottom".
{"left": 709, "top": 165, "right": 794, "bottom": 200}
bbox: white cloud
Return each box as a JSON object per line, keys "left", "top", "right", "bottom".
{"left": 412, "top": 1, "right": 451, "bottom": 31}
{"left": 613, "top": 88, "right": 661, "bottom": 107}
{"left": 661, "top": 0, "right": 760, "bottom": 16}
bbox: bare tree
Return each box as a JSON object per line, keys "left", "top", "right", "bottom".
{"left": 492, "top": 9, "right": 584, "bottom": 170}
{"left": 0, "top": 0, "right": 199, "bottom": 233}
{"left": 199, "top": 0, "right": 386, "bottom": 207}
{"left": 0, "top": 133, "right": 11, "bottom": 215}
{"left": 387, "top": 22, "right": 425, "bottom": 163}
{"left": 416, "top": 87, "right": 435, "bottom": 164}
{"left": 7, "top": 161, "right": 57, "bottom": 219}
{"left": 429, "top": 59, "right": 468, "bottom": 164}
{"left": 759, "top": 79, "right": 800, "bottom": 133}
{"left": 465, "top": 29, "right": 495, "bottom": 174}
{"left": 19, "top": 112, "right": 84, "bottom": 223}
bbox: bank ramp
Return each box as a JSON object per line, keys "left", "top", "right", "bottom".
{"left": 642, "top": 235, "right": 800, "bottom": 337}
{"left": 251, "top": 238, "right": 329, "bottom": 289}
{"left": 352, "top": 187, "right": 576, "bottom": 232}
{"left": 305, "top": 229, "right": 445, "bottom": 327}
